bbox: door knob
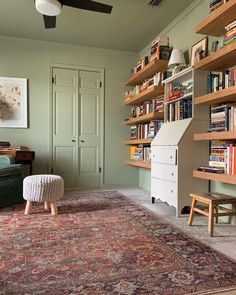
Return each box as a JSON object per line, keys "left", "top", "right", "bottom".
{"left": 72, "top": 140, "right": 76, "bottom": 142}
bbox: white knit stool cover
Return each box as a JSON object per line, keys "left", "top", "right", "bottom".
{"left": 23, "top": 175, "right": 64, "bottom": 202}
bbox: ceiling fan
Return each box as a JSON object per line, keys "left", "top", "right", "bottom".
{"left": 35, "top": 0, "right": 113, "bottom": 29}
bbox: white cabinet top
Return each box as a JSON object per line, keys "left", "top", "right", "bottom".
{"left": 151, "top": 118, "right": 192, "bottom": 146}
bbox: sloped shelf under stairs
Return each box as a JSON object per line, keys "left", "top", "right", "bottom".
{"left": 125, "top": 59, "right": 168, "bottom": 86}
{"left": 194, "top": 131, "right": 236, "bottom": 141}
{"left": 124, "top": 112, "right": 164, "bottom": 125}
{"left": 194, "top": 42, "right": 236, "bottom": 71}
{"left": 125, "top": 85, "right": 164, "bottom": 105}
{"left": 195, "top": 0, "right": 236, "bottom": 36}
{"left": 125, "top": 160, "right": 151, "bottom": 169}
{"left": 193, "top": 170, "right": 236, "bottom": 185}
{"left": 194, "top": 86, "right": 236, "bottom": 105}
{"left": 124, "top": 138, "right": 153, "bottom": 145}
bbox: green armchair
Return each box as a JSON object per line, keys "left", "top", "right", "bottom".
{"left": 0, "top": 155, "right": 24, "bottom": 207}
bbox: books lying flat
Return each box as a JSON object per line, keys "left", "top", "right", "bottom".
{"left": 197, "top": 166, "right": 224, "bottom": 173}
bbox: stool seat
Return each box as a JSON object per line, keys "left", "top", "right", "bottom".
{"left": 189, "top": 192, "right": 236, "bottom": 237}
{"left": 23, "top": 174, "right": 64, "bottom": 215}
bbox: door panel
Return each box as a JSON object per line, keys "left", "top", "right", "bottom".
{"left": 78, "top": 71, "right": 101, "bottom": 188}
{"left": 52, "top": 68, "right": 78, "bottom": 188}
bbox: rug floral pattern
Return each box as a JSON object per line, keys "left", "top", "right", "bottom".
{"left": 0, "top": 191, "right": 236, "bottom": 294}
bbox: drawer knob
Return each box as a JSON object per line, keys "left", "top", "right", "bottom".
{"left": 171, "top": 190, "right": 174, "bottom": 193}
{"left": 170, "top": 156, "right": 173, "bottom": 159}
{"left": 153, "top": 155, "right": 155, "bottom": 158}
{"left": 171, "top": 173, "right": 174, "bottom": 176}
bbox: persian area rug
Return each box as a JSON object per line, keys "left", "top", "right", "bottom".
{"left": 0, "top": 191, "right": 236, "bottom": 295}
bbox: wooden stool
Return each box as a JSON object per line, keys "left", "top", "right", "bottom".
{"left": 188, "top": 192, "right": 236, "bottom": 237}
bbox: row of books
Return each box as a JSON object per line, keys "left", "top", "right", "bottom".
{"left": 167, "top": 97, "right": 192, "bottom": 122}
{"left": 224, "top": 20, "right": 236, "bottom": 46}
{"left": 207, "top": 67, "right": 236, "bottom": 93}
{"left": 206, "top": 141, "right": 236, "bottom": 175}
{"left": 166, "top": 80, "right": 193, "bottom": 102}
{"left": 130, "top": 36, "right": 170, "bottom": 76}
{"left": 130, "top": 146, "right": 151, "bottom": 162}
{"left": 130, "top": 120, "right": 163, "bottom": 140}
{"left": 130, "top": 97, "right": 164, "bottom": 118}
{"left": 125, "top": 72, "right": 167, "bottom": 100}
{"left": 209, "top": 103, "right": 236, "bottom": 132}
{"left": 209, "top": 0, "right": 228, "bottom": 14}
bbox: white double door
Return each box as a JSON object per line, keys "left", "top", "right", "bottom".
{"left": 52, "top": 67, "right": 103, "bottom": 189}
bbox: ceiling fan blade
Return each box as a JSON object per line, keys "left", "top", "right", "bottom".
{"left": 61, "top": 0, "right": 113, "bottom": 14}
{"left": 43, "top": 15, "right": 57, "bottom": 29}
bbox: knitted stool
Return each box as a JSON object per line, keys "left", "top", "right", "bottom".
{"left": 23, "top": 175, "right": 64, "bottom": 215}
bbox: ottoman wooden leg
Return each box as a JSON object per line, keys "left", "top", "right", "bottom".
{"left": 51, "top": 201, "right": 58, "bottom": 216}
{"left": 44, "top": 201, "right": 50, "bottom": 210}
{"left": 25, "top": 201, "right": 32, "bottom": 215}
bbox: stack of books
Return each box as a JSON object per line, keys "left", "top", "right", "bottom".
{"left": 167, "top": 80, "right": 193, "bottom": 102}
{"left": 207, "top": 67, "right": 236, "bottom": 93}
{"left": 224, "top": 20, "right": 236, "bottom": 46}
{"left": 129, "top": 120, "right": 163, "bottom": 140}
{"left": 125, "top": 85, "right": 141, "bottom": 101}
{"left": 209, "top": 104, "right": 236, "bottom": 132}
{"left": 0, "top": 141, "right": 10, "bottom": 149}
{"left": 130, "top": 146, "right": 151, "bottom": 162}
{"left": 199, "top": 140, "right": 236, "bottom": 174}
{"left": 167, "top": 97, "right": 192, "bottom": 122}
{"left": 130, "top": 56, "right": 149, "bottom": 76}
{"left": 209, "top": 0, "right": 228, "bottom": 14}
{"left": 150, "top": 36, "right": 171, "bottom": 62}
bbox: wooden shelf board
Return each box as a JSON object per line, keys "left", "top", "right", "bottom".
{"left": 124, "top": 138, "right": 153, "bottom": 145}
{"left": 125, "top": 59, "right": 168, "bottom": 86}
{"left": 193, "top": 170, "right": 236, "bottom": 185}
{"left": 125, "top": 85, "right": 164, "bottom": 105}
{"left": 194, "top": 86, "right": 236, "bottom": 105}
{"left": 194, "top": 131, "right": 236, "bottom": 141}
{"left": 195, "top": 0, "right": 236, "bottom": 36}
{"left": 194, "top": 43, "right": 236, "bottom": 71}
{"left": 124, "top": 112, "right": 164, "bottom": 125}
{"left": 125, "top": 160, "right": 151, "bottom": 169}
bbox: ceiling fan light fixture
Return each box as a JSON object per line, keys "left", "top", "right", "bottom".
{"left": 35, "top": 0, "right": 62, "bottom": 16}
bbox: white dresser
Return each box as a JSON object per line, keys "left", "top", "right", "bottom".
{"left": 151, "top": 118, "right": 209, "bottom": 216}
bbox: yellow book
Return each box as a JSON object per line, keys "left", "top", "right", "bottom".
{"left": 130, "top": 146, "right": 136, "bottom": 160}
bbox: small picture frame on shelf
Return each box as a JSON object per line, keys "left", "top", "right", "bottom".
{"left": 190, "top": 37, "right": 208, "bottom": 66}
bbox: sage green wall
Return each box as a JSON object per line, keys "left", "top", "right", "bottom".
{"left": 0, "top": 35, "right": 139, "bottom": 187}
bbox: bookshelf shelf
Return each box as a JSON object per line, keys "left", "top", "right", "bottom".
{"left": 124, "top": 138, "right": 153, "bottom": 145}
{"left": 124, "top": 112, "right": 164, "bottom": 125}
{"left": 194, "top": 131, "right": 236, "bottom": 141}
{"left": 125, "top": 160, "right": 151, "bottom": 169}
{"left": 195, "top": 0, "right": 236, "bottom": 36}
{"left": 194, "top": 42, "right": 236, "bottom": 71}
{"left": 193, "top": 170, "right": 236, "bottom": 185}
{"left": 125, "top": 85, "right": 164, "bottom": 105}
{"left": 166, "top": 92, "right": 193, "bottom": 105}
{"left": 125, "top": 59, "right": 168, "bottom": 86}
{"left": 194, "top": 86, "right": 236, "bottom": 105}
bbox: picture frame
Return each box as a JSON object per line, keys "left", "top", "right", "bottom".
{"left": 0, "top": 77, "right": 28, "bottom": 128}
{"left": 190, "top": 37, "right": 208, "bottom": 66}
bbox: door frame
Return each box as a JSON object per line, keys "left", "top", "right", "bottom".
{"left": 49, "top": 63, "right": 105, "bottom": 188}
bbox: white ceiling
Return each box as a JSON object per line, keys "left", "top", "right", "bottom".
{"left": 0, "top": 0, "right": 196, "bottom": 52}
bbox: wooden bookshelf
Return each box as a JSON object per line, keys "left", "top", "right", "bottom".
{"left": 194, "top": 131, "right": 236, "bottom": 141}
{"left": 194, "top": 86, "right": 236, "bottom": 105}
{"left": 124, "top": 138, "right": 153, "bottom": 145}
{"left": 125, "top": 160, "right": 151, "bottom": 169}
{"left": 194, "top": 42, "right": 236, "bottom": 71}
{"left": 193, "top": 170, "right": 236, "bottom": 185}
{"left": 124, "top": 112, "right": 164, "bottom": 125}
{"left": 195, "top": 0, "right": 236, "bottom": 36}
{"left": 125, "top": 85, "right": 164, "bottom": 105}
{"left": 125, "top": 59, "right": 168, "bottom": 86}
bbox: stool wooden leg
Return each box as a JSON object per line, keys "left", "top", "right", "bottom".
{"left": 50, "top": 201, "right": 58, "bottom": 216}
{"left": 44, "top": 201, "right": 50, "bottom": 210}
{"left": 25, "top": 201, "right": 32, "bottom": 215}
{"left": 188, "top": 197, "right": 196, "bottom": 226}
{"left": 214, "top": 206, "right": 218, "bottom": 223}
{"left": 208, "top": 201, "right": 214, "bottom": 237}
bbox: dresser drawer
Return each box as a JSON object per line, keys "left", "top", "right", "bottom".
{"left": 151, "top": 178, "right": 177, "bottom": 208}
{"left": 151, "top": 163, "right": 177, "bottom": 182}
{"left": 151, "top": 146, "right": 177, "bottom": 165}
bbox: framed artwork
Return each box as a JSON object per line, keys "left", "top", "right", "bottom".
{"left": 0, "top": 77, "right": 28, "bottom": 128}
{"left": 191, "top": 37, "right": 208, "bottom": 66}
